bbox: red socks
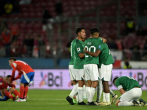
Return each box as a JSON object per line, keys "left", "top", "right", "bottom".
{"left": 20, "top": 86, "right": 24, "bottom": 98}
{"left": 13, "top": 90, "right": 20, "bottom": 97}
{"left": 4, "top": 90, "right": 14, "bottom": 100}
{"left": 24, "top": 86, "right": 28, "bottom": 98}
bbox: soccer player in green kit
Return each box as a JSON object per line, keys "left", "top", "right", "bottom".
{"left": 113, "top": 76, "right": 147, "bottom": 106}
{"left": 66, "top": 38, "right": 78, "bottom": 105}
{"left": 84, "top": 28, "right": 107, "bottom": 105}
{"left": 84, "top": 28, "right": 117, "bottom": 105}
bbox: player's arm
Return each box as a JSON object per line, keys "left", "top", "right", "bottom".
{"left": 119, "top": 88, "right": 125, "bottom": 95}
{"left": 9, "top": 83, "right": 16, "bottom": 88}
{"left": 13, "top": 73, "right": 21, "bottom": 81}
{"left": 84, "top": 49, "right": 101, "bottom": 57}
{"left": 76, "top": 42, "right": 85, "bottom": 58}
{"left": 99, "top": 37, "right": 107, "bottom": 43}
{"left": 78, "top": 53, "right": 85, "bottom": 58}
{"left": 11, "top": 64, "right": 16, "bottom": 82}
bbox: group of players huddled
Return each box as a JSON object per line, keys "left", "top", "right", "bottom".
{"left": 0, "top": 57, "right": 35, "bottom": 102}
{"left": 66, "top": 27, "right": 147, "bottom": 106}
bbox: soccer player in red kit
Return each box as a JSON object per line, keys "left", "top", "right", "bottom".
{"left": 0, "top": 75, "right": 20, "bottom": 101}
{"left": 9, "top": 57, "right": 35, "bottom": 102}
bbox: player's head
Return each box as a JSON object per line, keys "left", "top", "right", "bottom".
{"left": 113, "top": 77, "right": 119, "bottom": 86}
{"left": 9, "top": 57, "right": 16, "bottom": 66}
{"left": 4, "top": 75, "right": 11, "bottom": 83}
{"left": 76, "top": 27, "right": 86, "bottom": 40}
{"left": 90, "top": 28, "right": 99, "bottom": 38}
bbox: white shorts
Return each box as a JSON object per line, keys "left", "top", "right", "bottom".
{"left": 84, "top": 64, "right": 99, "bottom": 81}
{"left": 69, "top": 65, "right": 76, "bottom": 80}
{"left": 99, "top": 64, "right": 113, "bottom": 81}
{"left": 74, "top": 69, "right": 84, "bottom": 81}
{"left": 119, "top": 88, "right": 142, "bottom": 102}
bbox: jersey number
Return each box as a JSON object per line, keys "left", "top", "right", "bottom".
{"left": 85, "top": 46, "right": 96, "bottom": 57}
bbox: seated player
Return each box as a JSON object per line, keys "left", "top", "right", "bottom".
{"left": 9, "top": 57, "right": 35, "bottom": 102}
{"left": 0, "top": 75, "right": 20, "bottom": 101}
{"left": 113, "top": 76, "right": 147, "bottom": 106}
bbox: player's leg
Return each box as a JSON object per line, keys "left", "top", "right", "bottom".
{"left": 96, "top": 68, "right": 103, "bottom": 103}
{"left": 24, "top": 84, "right": 28, "bottom": 99}
{"left": 116, "top": 88, "right": 142, "bottom": 106}
{"left": 3, "top": 89, "right": 15, "bottom": 101}
{"left": 110, "top": 88, "right": 118, "bottom": 104}
{"left": 87, "top": 64, "right": 98, "bottom": 105}
{"left": 83, "top": 81, "right": 87, "bottom": 99}
{"left": 66, "top": 65, "right": 78, "bottom": 105}
{"left": 9, "top": 87, "right": 20, "bottom": 98}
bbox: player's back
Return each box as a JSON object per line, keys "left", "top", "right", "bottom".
{"left": 98, "top": 43, "right": 114, "bottom": 65}
{"left": 12, "top": 60, "right": 34, "bottom": 74}
{"left": 0, "top": 78, "right": 8, "bottom": 89}
{"left": 115, "top": 76, "right": 141, "bottom": 91}
{"left": 84, "top": 37, "right": 103, "bottom": 65}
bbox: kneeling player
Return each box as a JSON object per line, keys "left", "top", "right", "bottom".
{"left": 113, "top": 76, "right": 147, "bottom": 106}
{"left": 0, "top": 75, "right": 20, "bottom": 101}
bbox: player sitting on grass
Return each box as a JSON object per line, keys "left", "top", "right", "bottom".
{"left": 0, "top": 75, "right": 20, "bottom": 101}
{"left": 113, "top": 76, "right": 147, "bottom": 106}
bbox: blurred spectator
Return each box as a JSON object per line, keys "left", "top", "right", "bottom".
{"left": 4, "top": 2, "right": 13, "bottom": 14}
{"left": 123, "top": 58, "right": 132, "bottom": 69}
{"left": 136, "top": 27, "right": 144, "bottom": 36}
{"left": 0, "top": 36, "right": 5, "bottom": 57}
{"left": 42, "top": 7, "right": 52, "bottom": 31}
{"left": 125, "top": 16, "right": 135, "bottom": 35}
{"left": 130, "top": 42, "right": 141, "bottom": 61}
{"left": 0, "top": 17, "right": 7, "bottom": 34}
{"left": 10, "top": 21, "right": 19, "bottom": 42}
{"left": 1, "top": 28, "right": 12, "bottom": 57}
{"left": 23, "top": 34, "right": 34, "bottom": 57}
{"left": 107, "top": 38, "right": 118, "bottom": 50}
{"left": 55, "top": 0, "right": 63, "bottom": 19}
{"left": 115, "top": 38, "right": 123, "bottom": 50}
{"left": 19, "top": 0, "right": 31, "bottom": 5}
{"left": 10, "top": 40, "right": 19, "bottom": 57}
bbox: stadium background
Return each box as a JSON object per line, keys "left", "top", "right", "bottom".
{"left": 0, "top": 0, "right": 147, "bottom": 90}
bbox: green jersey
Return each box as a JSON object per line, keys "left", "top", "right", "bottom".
{"left": 84, "top": 38, "right": 103, "bottom": 65}
{"left": 74, "top": 39, "right": 84, "bottom": 69}
{"left": 115, "top": 76, "right": 141, "bottom": 91}
{"left": 69, "top": 39, "right": 76, "bottom": 65}
{"left": 98, "top": 43, "right": 114, "bottom": 68}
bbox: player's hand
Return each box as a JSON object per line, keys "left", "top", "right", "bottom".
{"left": 84, "top": 48, "right": 88, "bottom": 53}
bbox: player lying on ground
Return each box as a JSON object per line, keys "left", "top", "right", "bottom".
{"left": 113, "top": 76, "right": 147, "bottom": 106}
{"left": 0, "top": 75, "right": 20, "bottom": 101}
{"left": 9, "top": 57, "right": 35, "bottom": 102}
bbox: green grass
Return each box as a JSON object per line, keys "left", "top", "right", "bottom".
{"left": 0, "top": 90, "right": 147, "bottom": 110}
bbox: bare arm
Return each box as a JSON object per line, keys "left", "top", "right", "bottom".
{"left": 84, "top": 48, "right": 101, "bottom": 57}
{"left": 119, "top": 88, "right": 125, "bottom": 95}
{"left": 100, "top": 37, "right": 107, "bottom": 43}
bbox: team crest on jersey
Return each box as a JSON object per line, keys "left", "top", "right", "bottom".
{"left": 77, "top": 48, "right": 80, "bottom": 51}
{"left": 87, "top": 42, "right": 91, "bottom": 45}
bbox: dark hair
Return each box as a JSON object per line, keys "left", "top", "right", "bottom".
{"left": 9, "top": 57, "right": 16, "bottom": 61}
{"left": 76, "top": 27, "right": 85, "bottom": 35}
{"left": 6, "top": 75, "right": 11, "bottom": 78}
{"left": 113, "top": 77, "right": 119, "bottom": 84}
{"left": 90, "top": 28, "right": 99, "bottom": 35}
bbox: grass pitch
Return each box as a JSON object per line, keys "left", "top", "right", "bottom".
{"left": 0, "top": 90, "right": 147, "bottom": 110}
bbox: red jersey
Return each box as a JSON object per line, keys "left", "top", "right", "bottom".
{"left": 11, "top": 60, "right": 34, "bottom": 81}
{"left": 0, "top": 78, "right": 15, "bottom": 89}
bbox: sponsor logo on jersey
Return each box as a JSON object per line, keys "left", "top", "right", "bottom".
{"left": 87, "top": 42, "right": 91, "bottom": 45}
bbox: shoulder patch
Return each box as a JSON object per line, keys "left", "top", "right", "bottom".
{"left": 99, "top": 45, "right": 101, "bottom": 48}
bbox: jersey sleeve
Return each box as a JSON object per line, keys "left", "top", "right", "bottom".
{"left": 75, "top": 41, "right": 83, "bottom": 54}
{"left": 11, "top": 63, "right": 17, "bottom": 81}
{"left": 115, "top": 79, "right": 123, "bottom": 90}
{"left": 97, "top": 44, "right": 104, "bottom": 51}
{"left": 9, "top": 83, "right": 16, "bottom": 88}
{"left": 96, "top": 38, "right": 103, "bottom": 50}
